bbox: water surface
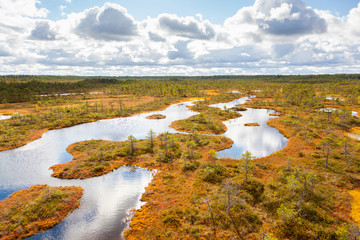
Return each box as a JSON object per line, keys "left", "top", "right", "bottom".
{"left": 0, "top": 115, "right": 11, "bottom": 120}
{"left": 0, "top": 96, "right": 288, "bottom": 239}
{"left": 0, "top": 102, "right": 197, "bottom": 240}
{"left": 210, "top": 97, "right": 288, "bottom": 158}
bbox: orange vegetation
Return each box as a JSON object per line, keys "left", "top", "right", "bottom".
{"left": 350, "top": 127, "right": 360, "bottom": 134}
{"left": 0, "top": 94, "right": 156, "bottom": 115}
{"left": 169, "top": 116, "right": 228, "bottom": 135}
{"left": 49, "top": 133, "right": 237, "bottom": 239}
{"left": 50, "top": 140, "right": 125, "bottom": 179}
{"left": 170, "top": 103, "right": 241, "bottom": 135}
{"left": 230, "top": 106, "right": 247, "bottom": 111}
{"left": 49, "top": 95, "right": 357, "bottom": 239}
{"left": 0, "top": 96, "right": 191, "bottom": 152}
{"left": 349, "top": 189, "right": 360, "bottom": 225}
{"left": 0, "top": 185, "right": 83, "bottom": 240}
{"left": 347, "top": 127, "right": 360, "bottom": 141}
{"left": 0, "top": 128, "right": 48, "bottom": 152}
{"left": 201, "top": 90, "right": 220, "bottom": 95}
{"left": 126, "top": 95, "right": 358, "bottom": 239}
{"left": 50, "top": 134, "right": 233, "bottom": 180}
{"left": 244, "top": 123, "right": 260, "bottom": 127}
{"left": 146, "top": 114, "right": 166, "bottom": 119}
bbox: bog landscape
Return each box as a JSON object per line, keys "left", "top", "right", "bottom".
{"left": 0, "top": 75, "right": 359, "bottom": 240}
{"left": 1, "top": 0, "right": 360, "bottom": 239}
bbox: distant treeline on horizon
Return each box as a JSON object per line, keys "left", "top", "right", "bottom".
{"left": 0, "top": 74, "right": 359, "bottom": 103}
{"left": 1, "top": 74, "right": 360, "bottom": 82}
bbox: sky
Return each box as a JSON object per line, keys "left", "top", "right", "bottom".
{"left": 0, "top": 0, "right": 360, "bottom": 76}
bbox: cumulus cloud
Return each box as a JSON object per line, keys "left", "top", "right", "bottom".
{"left": 226, "top": 0, "right": 327, "bottom": 36}
{"left": 0, "top": 0, "right": 48, "bottom": 18}
{"left": 0, "top": 48, "right": 11, "bottom": 57}
{"left": 0, "top": 0, "right": 48, "bottom": 35}
{"left": 198, "top": 46, "right": 264, "bottom": 65}
{"left": 75, "top": 3, "right": 138, "bottom": 41}
{"left": 167, "top": 41, "right": 193, "bottom": 60}
{"left": 148, "top": 32, "right": 166, "bottom": 42}
{"left": 347, "top": 3, "right": 360, "bottom": 35}
{"left": 0, "top": 0, "right": 360, "bottom": 75}
{"left": 158, "top": 14, "right": 216, "bottom": 40}
{"left": 272, "top": 43, "right": 295, "bottom": 58}
{"left": 30, "top": 21, "right": 57, "bottom": 40}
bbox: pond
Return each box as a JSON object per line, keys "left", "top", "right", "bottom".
{"left": 318, "top": 108, "right": 358, "bottom": 117}
{"left": 210, "top": 97, "right": 288, "bottom": 158}
{"left": 348, "top": 132, "right": 360, "bottom": 141}
{"left": 0, "top": 115, "right": 12, "bottom": 120}
{"left": 348, "top": 127, "right": 360, "bottom": 141}
{"left": 0, "top": 96, "right": 288, "bottom": 239}
{"left": 326, "top": 96, "right": 344, "bottom": 101}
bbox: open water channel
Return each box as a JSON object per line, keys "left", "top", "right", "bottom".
{"left": 0, "top": 96, "right": 287, "bottom": 240}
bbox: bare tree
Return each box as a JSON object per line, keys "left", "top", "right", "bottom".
{"left": 222, "top": 181, "right": 242, "bottom": 239}
{"left": 204, "top": 197, "right": 217, "bottom": 238}
{"left": 320, "top": 137, "right": 338, "bottom": 168}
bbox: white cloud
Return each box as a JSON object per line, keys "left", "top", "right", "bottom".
{"left": 0, "top": 0, "right": 48, "bottom": 18}
{"left": 167, "top": 41, "right": 193, "bottom": 60}
{"left": 0, "top": 0, "right": 359, "bottom": 75}
{"left": 75, "top": 3, "right": 139, "bottom": 41}
{"left": 0, "top": 45, "right": 11, "bottom": 57}
{"left": 30, "top": 21, "right": 57, "bottom": 40}
{"left": 148, "top": 32, "right": 166, "bottom": 42}
{"left": 226, "top": 0, "right": 327, "bottom": 36}
{"left": 347, "top": 2, "right": 360, "bottom": 36}
{"left": 158, "top": 14, "right": 216, "bottom": 40}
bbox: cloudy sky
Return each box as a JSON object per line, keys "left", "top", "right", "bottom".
{"left": 0, "top": 0, "right": 360, "bottom": 76}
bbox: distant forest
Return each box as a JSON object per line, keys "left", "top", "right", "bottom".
{"left": 0, "top": 74, "right": 359, "bottom": 103}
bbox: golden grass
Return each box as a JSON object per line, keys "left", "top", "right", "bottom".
{"left": 0, "top": 95, "right": 156, "bottom": 115}
{"left": 201, "top": 90, "right": 220, "bottom": 95}
{"left": 350, "top": 127, "right": 360, "bottom": 134}
{"left": 349, "top": 189, "right": 360, "bottom": 225}
{"left": 244, "top": 122, "right": 260, "bottom": 126}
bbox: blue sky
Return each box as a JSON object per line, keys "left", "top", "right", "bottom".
{"left": 0, "top": 0, "right": 360, "bottom": 75}
{"left": 42, "top": 0, "right": 359, "bottom": 23}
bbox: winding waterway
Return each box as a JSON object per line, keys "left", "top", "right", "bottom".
{"left": 0, "top": 96, "right": 287, "bottom": 239}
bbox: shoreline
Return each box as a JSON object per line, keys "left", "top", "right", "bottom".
{"left": 0, "top": 96, "right": 199, "bottom": 152}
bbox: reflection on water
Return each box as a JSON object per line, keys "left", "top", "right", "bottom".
{"left": 348, "top": 132, "right": 360, "bottom": 141}
{"left": 210, "top": 97, "right": 288, "bottom": 158}
{"left": 326, "top": 96, "right": 344, "bottom": 101}
{"left": 227, "top": 91, "right": 243, "bottom": 94}
{"left": 0, "top": 102, "right": 197, "bottom": 240}
{"left": 209, "top": 95, "right": 254, "bottom": 110}
{"left": 0, "top": 96, "right": 288, "bottom": 239}
{"left": 28, "top": 167, "right": 152, "bottom": 240}
{"left": 318, "top": 108, "right": 358, "bottom": 117}
{"left": 0, "top": 115, "right": 11, "bottom": 120}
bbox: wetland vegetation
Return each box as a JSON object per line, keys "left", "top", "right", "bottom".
{"left": 146, "top": 114, "right": 166, "bottom": 119}
{"left": 0, "top": 74, "right": 360, "bottom": 239}
{"left": 0, "top": 185, "right": 82, "bottom": 240}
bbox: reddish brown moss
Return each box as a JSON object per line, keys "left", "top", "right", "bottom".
{"left": 146, "top": 114, "right": 166, "bottom": 119}
{"left": 0, "top": 185, "right": 83, "bottom": 240}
